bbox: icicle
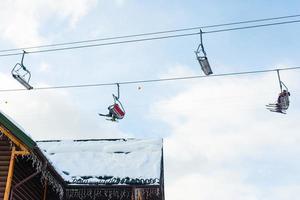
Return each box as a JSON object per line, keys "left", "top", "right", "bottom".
{"left": 41, "top": 170, "right": 64, "bottom": 199}
{"left": 27, "top": 153, "right": 43, "bottom": 171}
{"left": 27, "top": 153, "right": 64, "bottom": 199}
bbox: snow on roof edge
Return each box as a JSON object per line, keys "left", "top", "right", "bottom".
{"left": 37, "top": 138, "right": 163, "bottom": 186}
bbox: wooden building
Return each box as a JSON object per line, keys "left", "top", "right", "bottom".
{"left": 0, "top": 112, "right": 164, "bottom": 200}
{"left": 0, "top": 112, "right": 64, "bottom": 200}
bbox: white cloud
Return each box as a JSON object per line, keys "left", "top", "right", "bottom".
{"left": 46, "top": 0, "right": 97, "bottom": 28}
{"left": 150, "top": 67, "right": 300, "bottom": 199}
{"left": 39, "top": 62, "right": 51, "bottom": 72}
{"left": 114, "top": 0, "right": 130, "bottom": 7}
{"left": 267, "top": 185, "right": 300, "bottom": 200}
{"left": 159, "top": 64, "right": 197, "bottom": 78}
{"left": 166, "top": 172, "right": 258, "bottom": 200}
{"left": 0, "top": 0, "right": 97, "bottom": 46}
{"left": 0, "top": 73, "right": 127, "bottom": 140}
{"left": 0, "top": 1, "right": 44, "bottom": 46}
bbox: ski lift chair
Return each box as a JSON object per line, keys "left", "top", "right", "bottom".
{"left": 195, "top": 29, "right": 213, "bottom": 75}
{"left": 11, "top": 51, "right": 33, "bottom": 90}
{"left": 99, "top": 84, "right": 126, "bottom": 122}
{"left": 266, "top": 70, "right": 290, "bottom": 114}
{"left": 107, "top": 95, "right": 125, "bottom": 121}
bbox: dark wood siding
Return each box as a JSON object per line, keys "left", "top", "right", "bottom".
{"left": 65, "top": 186, "right": 162, "bottom": 200}
{"left": 0, "top": 135, "right": 11, "bottom": 199}
{"left": 134, "top": 187, "right": 162, "bottom": 200}
{"left": 65, "top": 187, "right": 133, "bottom": 200}
{"left": 0, "top": 135, "right": 61, "bottom": 200}
{"left": 44, "top": 183, "right": 62, "bottom": 200}
{"left": 11, "top": 157, "right": 61, "bottom": 200}
{"left": 11, "top": 157, "right": 43, "bottom": 200}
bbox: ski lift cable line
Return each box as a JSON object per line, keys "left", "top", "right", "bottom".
{"left": 0, "top": 13, "right": 300, "bottom": 54}
{"left": 1, "top": 19, "right": 300, "bottom": 57}
{"left": 1, "top": 66, "right": 299, "bottom": 93}
{"left": 203, "top": 19, "right": 300, "bottom": 34}
{"left": 0, "top": 32, "right": 200, "bottom": 57}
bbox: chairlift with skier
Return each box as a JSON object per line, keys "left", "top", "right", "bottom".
{"left": 266, "top": 70, "right": 290, "bottom": 114}
{"left": 99, "top": 83, "right": 125, "bottom": 122}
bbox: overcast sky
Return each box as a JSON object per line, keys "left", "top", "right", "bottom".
{"left": 1, "top": 1, "right": 300, "bottom": 199}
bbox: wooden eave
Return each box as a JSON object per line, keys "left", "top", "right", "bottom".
{"left": 0, "top": 112, "right": 35, "bottom": 151}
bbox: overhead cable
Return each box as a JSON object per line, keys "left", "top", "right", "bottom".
{"left": 204, "top": 19, "right": 300, "bottom": 34}
{"left": 1, "top": 66, "right": 299, "bottom": 92}
{"left": 1, "top": 14, "right": 300, "bottom": 53}
{"left": 0, "top": 18, "right": 300, "bottom": 57}
{"left": 0, "top": 32, "right": 199, "bottom": 57}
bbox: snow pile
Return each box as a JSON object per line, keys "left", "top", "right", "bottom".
{"left": 37, "top": 139, "right": 163, "bottom": 185}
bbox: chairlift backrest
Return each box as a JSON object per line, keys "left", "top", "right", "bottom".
{"left": 111, "top": 103, "right": 125, "bottom": 119}
{"left": 12, "top": 63, "right": 30, "bottom": 78}
{"left": 195, "top": 55, "right": 212, "bottom": 75}
{"left": 11, "top": 63, "right": 33, "bottom": 90}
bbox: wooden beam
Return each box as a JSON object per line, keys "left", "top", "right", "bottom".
{"left": 3, "top": 146, "right": 29, "bottom": 200}
{"left": 14, "top": 151, "right": 30, "bottom": 156}
{"left": 43, "top": 180, "right": 48, "bottom": 200}
{"left": 0, "top": 125, "right": 30, "bottom": 153}
{"left": 4, "top": 146, "right": 16, "bottom": 200}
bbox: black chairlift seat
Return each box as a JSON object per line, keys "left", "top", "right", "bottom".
{"left": 195, "top": 53, "right": 212, "bottom": 75}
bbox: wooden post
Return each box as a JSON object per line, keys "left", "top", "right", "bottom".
{"left": 43, "top": 180, "right": 48, "bottom": 200}
{"left": 137, "top": 189, "right": 143, "bottom": 200}
{"left": 132, "top": 188, "right": 143, "bottom": 200}
{"left": 131, "top": 187, "right": 135, "bottom": 200}
{"left": 4, "top": 146, "right": 16, "bottom": 200}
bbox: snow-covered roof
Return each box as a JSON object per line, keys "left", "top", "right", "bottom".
{"left": 37, "top": 138, "right": 163, "bottom": 186}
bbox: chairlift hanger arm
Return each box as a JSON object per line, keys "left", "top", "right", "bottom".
{"left": 21, "top": 50, "right": 26, "bottom": 66}
{"left": 195, "top": 29, "right": 207, "bottom": 56}
{"left": 117, "top": 83, "right": 120, "bottom": 99}
{"left": 280, "top": 81, "right": 288, "bottom": 91}
{"left": 276, "top": 70, "right": 289, "bottom": 92}
{"left": 112, "top": 83, "right": 120, "bottom": 102}
{"left": 277, "top": 70, "right": 283, "bottom": 92}
{"left": 11, "top": 51, "right": 26, "bottom": 74}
